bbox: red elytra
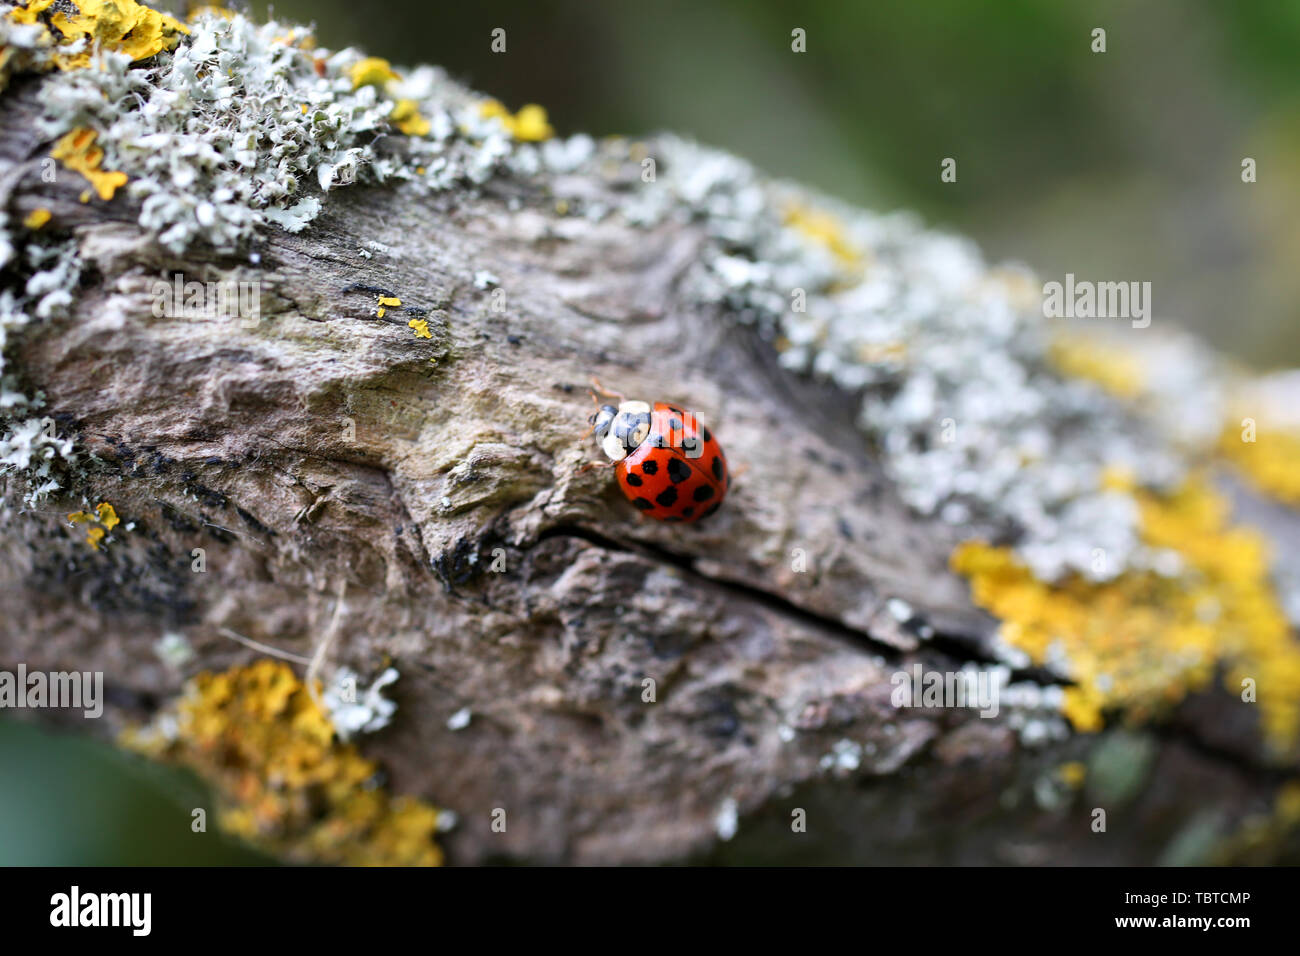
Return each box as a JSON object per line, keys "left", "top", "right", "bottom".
{"left": 613, "top": 402, "right": 728, "bottom": 523}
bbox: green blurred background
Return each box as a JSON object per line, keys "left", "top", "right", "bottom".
{"left": 6, "top": 0, "right": 1300, "bottom": 864}
{"left": 0, "top": 718, "right": 271, "bottom": 864}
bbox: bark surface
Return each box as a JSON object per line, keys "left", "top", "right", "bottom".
{"left": 1, "top": 79, "right": 1294, "bottom": 866}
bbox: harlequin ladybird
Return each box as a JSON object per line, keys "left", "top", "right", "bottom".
{"left": 589, "top": 398, "right": 729, "bottom": 523}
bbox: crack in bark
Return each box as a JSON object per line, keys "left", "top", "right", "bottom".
{"left": 533, "top": 523, "right": 1064, "bottom": 686}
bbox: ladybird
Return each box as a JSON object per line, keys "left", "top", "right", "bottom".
{"left": 589, "top": 398, "right": 729, "bottom": 523}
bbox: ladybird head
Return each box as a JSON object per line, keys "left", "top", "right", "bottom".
{"left": 594, "top": 400, "right": 651, "bottom": 461}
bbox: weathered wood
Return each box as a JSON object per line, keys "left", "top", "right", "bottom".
{"left": 0, "top": 57, "right": 1295, "bottom": 866}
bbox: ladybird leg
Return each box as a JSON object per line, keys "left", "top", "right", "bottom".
{"left": 589, "top": 376, "right": 626, "bottom": 402}
{"left": 575, "top": 459, "right": 618, "bottom": 475}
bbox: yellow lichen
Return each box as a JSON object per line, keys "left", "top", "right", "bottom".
{"left": 186, "top": 4, "right": 235, "bottom": 22}
{"left": 348, "top": 56, "right": 399, "bottom": 90}
{"left": 66, "top": 500, "right": 121, "bottom": 550}
{"left": 342, "top": 59, "right": 430, "bottom": 137}
{"left": 1209, "top": 780, "right": 1300, "bottom": 864}
{"left": 95, "top": 501, "right": 119, "bottom": 530}
{"left": 952, "top": 476, "right": 1300, "bottom": 752}
{"left": 5, "top": 0, "right": 194, "bottom": 89}
{"left": 390, "top": 98, "right": 431, "bottom": 137}
{"left": 271, "top": 27, "right": 315, "bottom": 50}
{"left": 41, "top": 0, "right": 189, "bottom": 70}
{"left": 123, "top": 660, "right": 443, "bottom": 866}
{"left": 855, "top": 341, "right": 906, "bottom": 364}
{"left": 50, "top": 127, "right": 128, "bottom": 201}
{"left": 22, "top": 207, "right": 51, "bottom": 230}
{"left": 408, "top": 318, "right": 432, "bottom": 339}
{"left": 478, "top": 99, "right": 554, "bottom": 141}
{"left": 1218, "top": 420, "right": 1300, "bottom": 506}
{"left": 508, "top": 103, "right": 553, "bottom": 141}
{"left": 783, "top": 204, "right": 862, "bottom": 267}
{"left": 6, "top": 0, "right": 56, "bottom": 26}
{"left": 1047, "top": 333, "right": 1144, "bottom": 399}
{"left": 1057, "top": 761, "right": 1087, "bottom": 788}
{"left": 1099, "top": 463, "right": 1137, "bottom": 493}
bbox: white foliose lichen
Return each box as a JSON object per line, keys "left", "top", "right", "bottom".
{"left": 714, "top": 796, "right": 739, "bottom": 841}
{"left": 0, "top": 236, "right": 80, "bottom": 503}
{"left": 20, "top": 11, "right": 547, "bottom": 254}
{"left": 321, "top": 666, "right": 399, "bottom": 741}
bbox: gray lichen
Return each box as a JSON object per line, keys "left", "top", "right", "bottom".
{"left": 0, "top": 235, "right": 80, "bottom": 503}
{"left": 15, "top": 11, "right": 531, "bottom": 253}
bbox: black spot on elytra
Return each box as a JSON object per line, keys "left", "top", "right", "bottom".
{"left": 667, "top": 457, "right": 691, "bottom": 484}
{"left": 641, "top": 458, "right": 659, "bottom": 475}
{"left": 711, "top": 456, "right": 723, "bottom": 480}
{"left": 702, "top": 427, "right": 712, "bottom": 442}
{"left": 669, "top": 417, "right": 682, "bottom": 432}
{"left": 693, "top": 484, "right": 715, "bottom": 502}
{"left": 655, "top": 486, "right": 678, "bottom": 507}
{"left": 633, "top": 497, "right": 655, "bottom": 511}
{"left": 701, "top": 502, "right": 721, "bottom": 519}
{"left": 624, "top": 472, "right": 643, "bottom": 487}
{"left": 682, "top": 506, "right": 694, "bottom": 518}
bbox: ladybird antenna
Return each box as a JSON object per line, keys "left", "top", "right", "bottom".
{"left": 589, "top": 376, "right": 626, "bottom": 402}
